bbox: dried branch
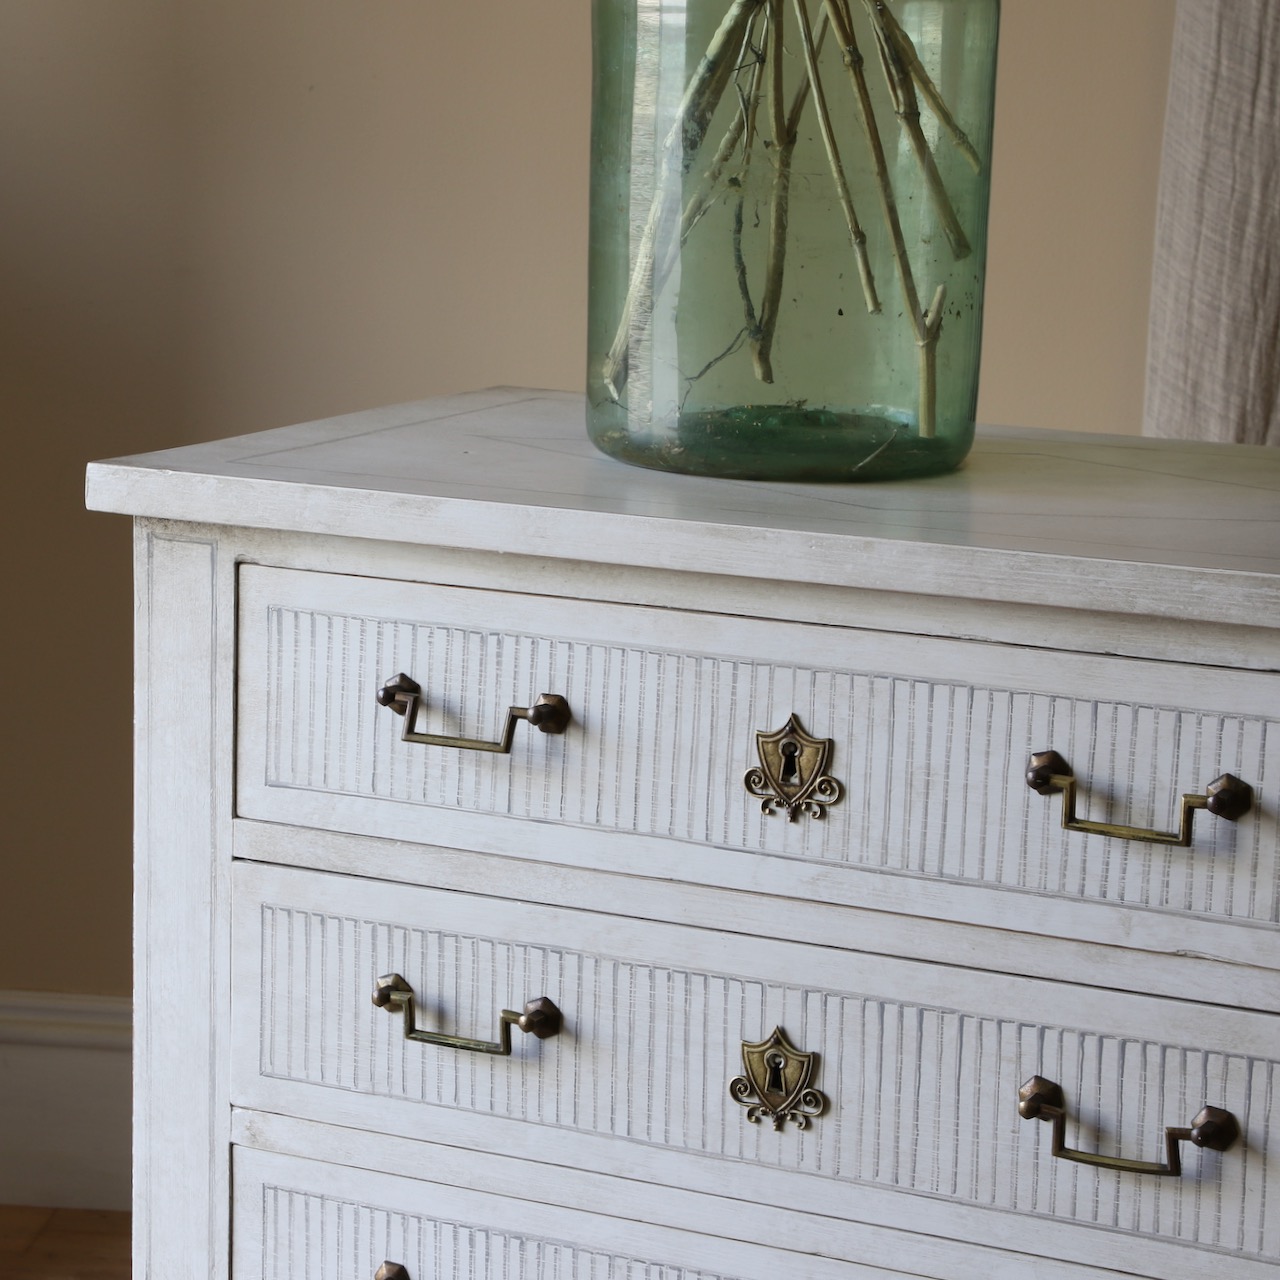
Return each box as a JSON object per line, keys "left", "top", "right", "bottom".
{"left": 732, "top": 196, "right": 761, "bottom": 338}
{"left": 736, "top": 7, "right": 827, "bottom": 385}
{"left": 916, "top": 283, "right": 947, "bottom": 439}
{"left": 821, "top": 0, "right": 922, "bottom": 328}
{"left": 679, "top": 10, "right": 767, "bottom": 245}
{"left": 823, "top": 0, "right": 955, "bottom": 436}
{"left": 602, "top": 0, "right": 763, "bottom": 398}
{"left": 792, "top": 0, "right": 880, "bottom": 315}
{"left": 670, "top": 6, "right": 767, "bottom": 323}
{"left": 750, "top": 0, "right": 792, "bottom": 382}
{"left": 679, "top": 0, "right": 768, "bottom": 163}
{"left": 868, "top": 0, "right": 982, "bottom": 172}
{"left": 862, "top": 0, "right": 970, "bottom": 259}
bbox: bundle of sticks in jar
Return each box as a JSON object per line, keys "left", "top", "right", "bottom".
{"left": 603, "top": 0, "right": 984, "bottom": 438}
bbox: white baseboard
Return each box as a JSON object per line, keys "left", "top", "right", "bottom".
{"left": 0, "top": 990, "right": 131, "bottom": 1210}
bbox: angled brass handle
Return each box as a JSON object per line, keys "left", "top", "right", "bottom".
{"left": 1026, "top": 751, "right": 1252, "bottom": 846}
{"left": 377, "top": 673, "right": 571, "bottom": 754}
{"left": 1018, "top": 1076, "right": 1239, "bottom": 1176}
{"left": 373, "top": 973, "right": 562, "bottom": 1056}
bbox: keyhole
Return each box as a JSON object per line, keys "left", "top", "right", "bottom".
{"left": 765, "top": 1052, "right": 787, "bottom": 1094}
{"left": 780, "top": 740, "right": 799, "bottom": 784}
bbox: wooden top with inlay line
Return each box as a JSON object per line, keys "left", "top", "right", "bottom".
{"left": 85, "top": 386, "right": 1280, "bottom": 627}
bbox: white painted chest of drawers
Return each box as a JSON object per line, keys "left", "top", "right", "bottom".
{"left": 86, "top": 388, "right": 1280, "bottom": 1279}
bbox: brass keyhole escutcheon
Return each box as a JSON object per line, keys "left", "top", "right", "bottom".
{"left": 730, "top": 1028, "right": 828, "bottom": 1132}
{"left": 744, "top": 715, "right": 843, "bottom": 822}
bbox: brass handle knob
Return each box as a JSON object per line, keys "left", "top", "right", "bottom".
{"left": 375, "top": 1266, "right": 410, "bottom": 1280}
{"left": 1018, "top": 1076, "right": 1239, "bottom": 1176}
{"left": 1026, "top": 751, "right": 1252, "bottom": 846}
{"left": 377, "top": 674, "right": 571, "bottom": 754}
{"left": 373, "top": 973, "right": 562, "bottom": 1056}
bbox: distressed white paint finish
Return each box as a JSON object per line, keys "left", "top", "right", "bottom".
{"left": 232, "top": 819, "right": 1280, "bottom": 1009}
{"left": 228, "top": 519, "right": 1280, "bottom": 671}
{"left": 88, "top": 393, "right": 1280, "bottom": 1280}
{"left": 231, "top": 862, "right": 1280, "bottom": 1271}
{"left": 234, "top": 1147, "right": 942, "bottom": 1280}
{"left": 231, "top": 1115, "right": 1189, "bottom": 1280}
{"left": 132, "top": 524, "right": 235, "bottom": 1280}
{"left": 85, "top": 388, "right": 1280, "bottom": 627}
{"left": 237, "top": 568, "right": 1280, "bottom": 942}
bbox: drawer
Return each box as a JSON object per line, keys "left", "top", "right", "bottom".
{"left": 232, "top": 1141, "right": 1136, "bottom": 1280}
{"left": 234, "top": 1147, "right": 944, "bottom": 1280}
{"left": 232, "top": 861, "right": 1280, "bottom": 1280}
{"left": 236, "top": 566, "right": 1280, "bottom": 963}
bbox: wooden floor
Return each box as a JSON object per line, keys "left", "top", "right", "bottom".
{"left": 0, "top": 1207, "right": 130, "bottom": 1279}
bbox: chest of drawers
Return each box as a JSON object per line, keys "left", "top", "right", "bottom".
{"left": 87, "top": 388, "right": 1280, "bottom": 1279}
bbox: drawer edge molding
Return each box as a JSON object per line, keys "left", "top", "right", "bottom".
{"left": 230, "top": 817, "right": 1280, "bottom": 998}
{"left": 234, "top": 1115, "right": 1277, "bottom": 1280}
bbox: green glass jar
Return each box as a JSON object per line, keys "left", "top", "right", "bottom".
{"left": 587, "top": 0, "right": 1000, "bottom": 480}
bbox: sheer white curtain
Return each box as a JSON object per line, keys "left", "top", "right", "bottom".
{"left": 1144, "top": 0, "right": 1280, "bottom": 446}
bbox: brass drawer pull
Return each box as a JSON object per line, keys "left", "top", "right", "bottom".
{"left": 377, "top": 673, "right": 571, "bottom": 754}
{"left": 1026, "top": 751, "right": 1252, "bottom": 846}
{"left": 375, "top": 1266, "right": 409, "bottom": 1280}
{"left": 1018, "top": 1076, "right": 1239, "bottom": 1177}
{"left": 373, "top": 973, "right": 562, "bottom": 1056}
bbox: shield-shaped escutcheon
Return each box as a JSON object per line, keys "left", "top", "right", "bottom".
{"left": 731, "top": 1026, "right": 828, "bottom": 1130}
{"left": 744, "top": 714, "right": 843, "bottom": 821}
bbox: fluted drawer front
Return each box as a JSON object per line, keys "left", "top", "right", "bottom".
{"left": 236, "top": 568, "right": 1280, "bottom": 940}
{"left": 232, "top": 1148, "right": 922, "bottom": 1280}
{"left": 232, "top": 862, "right": 1279, "bottom": 1274}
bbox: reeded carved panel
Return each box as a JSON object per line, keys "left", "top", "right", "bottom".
{"left": 253, "top": 603, "right": 1279, "bottom": 923}
{"left": 259, "top": 1184, "right": 734, "bottom": 1280}
{"left": 254, "top": 900, "right": 1278, "bottom": 1259}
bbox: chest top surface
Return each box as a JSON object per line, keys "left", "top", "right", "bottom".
{"left": 85, "top": 387, "right": 1280, "bottom": 626}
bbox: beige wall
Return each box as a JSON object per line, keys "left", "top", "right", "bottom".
{"left": 1, "top": 0, "right": 1174, "bottom": 998}
{"left": 1, "top": 1, "right": 182, "bottom": 999}
{"left": 983, "top": 1, "right": 1175, "bottom": 434}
